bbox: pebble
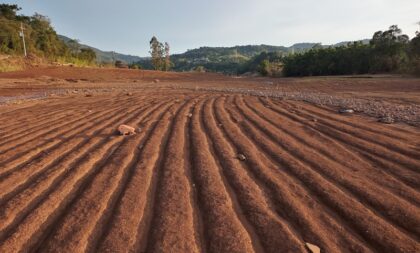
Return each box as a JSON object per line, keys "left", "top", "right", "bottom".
{"left": 339, "top": 108, "right": 354, "bottom": 114}
{"left": 305, "top": 242, "right": 321, "bottom": 253}
{"left": 237, "top": 154, "right": 247, "bottom": 161}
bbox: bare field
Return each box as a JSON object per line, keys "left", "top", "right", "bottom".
{"left": 0, "top": 67, "right": 419, "bottom": 253}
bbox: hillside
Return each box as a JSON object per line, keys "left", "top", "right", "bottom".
{"left": 58, "top": 35, "right": 143, "bottom": 64}
{"left": 136, "top": 41, "right": 370, "bottom": 73}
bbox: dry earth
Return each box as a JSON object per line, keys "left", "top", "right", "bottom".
{"left": 0, "top": 67, "right": 419, "bottom": 253}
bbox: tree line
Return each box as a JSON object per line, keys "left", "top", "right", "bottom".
{"left": 281, "top": 25, "right": 420, "bottom": 76}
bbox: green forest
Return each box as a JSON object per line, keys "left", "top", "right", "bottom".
{"left": 282, "top": 25, "right": 420, "bottom": 76}
{"left": 0, "top": 4, "right": 96, "bottom": 65}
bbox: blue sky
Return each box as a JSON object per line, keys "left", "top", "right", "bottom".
{"left": 3, "top": 0, "right": 420, "bottom": 56}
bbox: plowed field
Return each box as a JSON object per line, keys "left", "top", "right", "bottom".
{"left": 0, "top": 67, "right": 419, "bottom": 253}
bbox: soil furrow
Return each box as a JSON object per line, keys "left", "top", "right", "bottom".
{"left": 0, "top": 97, "right": 120, "bottom": 148}
{"left": 0, "top": 139, "right": 123, "bottom": 253}
{"left": 0, "top": 97, "right": 141, "bottom": 170}
{"left": 283, "top": 100, "right": 420, "bottom": 160}
{"left": 93, "top": 100, "right": 180, "bottom": 252}
{"left": 0, "top": 95, "right": 135, "bottom": 151}
{"left": 283, "top": 100, "right": 418, "bottom": 142}
{"left": 0, "top": 106, "right": 123, "bottom": 178}
{"left": 222, "top": 97, "right": 419, "bottom": 252}
{"left": 232, "top": 96, "right": 420, "bottom": 236}
{"left": 0, "top": 100, "right": 161, "bottom": 229}
{"left": 249, "top": 97, "right": 420, "bottom": 206}
{"left": 33, "top": 100, "right": 172, "bottom": 253}
{"left": 214, "top": 96, "right": 374, "bottom": 253}
{"left": 145, "top": 99, "right": 202, "bottom": 253}
{"left": 203, "top": 97, "right": 313, "bottom": 253}
{"left": 189, "top": 97, "right": 257, "bottom": 253}
{"left": 263, "top": 99, "right": 420, "bottom": 186}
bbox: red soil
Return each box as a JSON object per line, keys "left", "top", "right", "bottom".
{"left": 0, "top": 67, "right": 419, "bottom": 252}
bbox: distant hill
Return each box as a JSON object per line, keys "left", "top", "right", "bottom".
{"left": 58, "top": 35, "right": 143, "bottom": 64}
{"left": 59, "top": 35, "right": 370, "bottom": 70}
{"left": 136, "top": 40, "right": 370, "bottom": 73}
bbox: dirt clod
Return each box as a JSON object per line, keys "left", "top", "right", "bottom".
{"left": 65, "top": 78, "right": 78, "bottom": 83}
{"left": 118, "top": 124, "right": 136, "bottom": 135}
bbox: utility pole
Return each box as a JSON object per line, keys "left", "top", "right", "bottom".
{"left": 19, "top": 22, "right": 27, "bottom": 57}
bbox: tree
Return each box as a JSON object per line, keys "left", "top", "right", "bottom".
{"left": 409, "top": 32, "right": 420, "bottom": 75}
{"left": 78, "top": 48, "right": 96, "bottom": 64}
{"left": 370, "top": 25, "right": 409, "bottom": 72}
{"left": 164, "top": 42, "right": 171, "bottom": 71}
{"left": 0, "top": 4, "right": 21, "bottom": 19}
{"left": 149, "top": 36, "right": 164, "bottom": 70}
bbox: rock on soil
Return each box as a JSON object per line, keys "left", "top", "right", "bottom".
{"left": 305, "top": 242, "right": 321, "bottom": 253}
{"left": 339, "top": 108, "right": 354, "bottom": 114}
{"left": 237, "top": 154, "right": 247, "bottom": 161}
{"left": 378, "top": 116, "right": 395, "bottom": 124}
{"left": 118, "top": 124, "right": 136, "bottom": 135}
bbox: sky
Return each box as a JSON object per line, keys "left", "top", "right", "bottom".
{"left": 3, "top": 0, "right": 420, "bottom": 56}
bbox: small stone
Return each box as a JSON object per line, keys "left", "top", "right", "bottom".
{"left": 237, "top": 154, "right": 247, "bottom": 161}
{"left": 65, "top": 78, "right": 78, "bottom": 83}
{"left": 187, "top": 113, "right": 193, "bottom": 118}
{"left": 305, "top": 242, "right": 320, "bottom": 253}
{"left": 153, "top": 79, "right": 160, "bottom": 83}
{"left": 126, "top": 92, "right": 133, "bottom": 96}
{"left": 118, "top": 124, "right": 136, "bottom": 135}
{"left": 311, "top": 118, "right": 318, "bottom": 122}
{"left": 339, "top": 108, "right": 354, "bottom": 114}
{"left": 378, "top": 116, "right": 394, "bottom": 124}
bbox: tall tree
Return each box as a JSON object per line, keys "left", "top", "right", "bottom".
{"left": 149, "top": 36, "right": 164, "bottom": 70}
{"left": 409, "top": 32, "right": 420, "bottom": 74}
{"left": 164, "top": 42, "right": 171, "bottom": 71}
